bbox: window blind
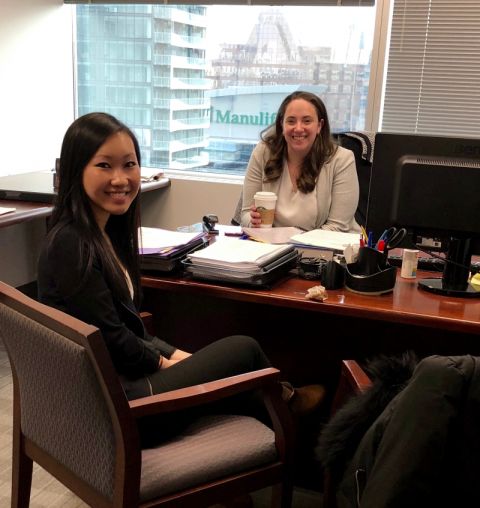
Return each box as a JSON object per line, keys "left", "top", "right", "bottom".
{"left": 65, "top": 1, "right": 374, "bottom": 6}
{"left": 381, "top": 0, "right": 480, "bottom": 137}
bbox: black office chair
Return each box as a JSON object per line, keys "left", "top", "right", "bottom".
{"left": 334, "top": 131, "right": 375, "bottom": 227}
{"left": 231, "top": 193, "right": 243, "bottom": 226}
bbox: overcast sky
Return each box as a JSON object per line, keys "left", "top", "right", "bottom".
{"left": 206, "top": 6, "right": 376, "bottom": 64}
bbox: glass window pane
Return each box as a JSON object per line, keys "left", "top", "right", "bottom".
{"left": 75, "top": 4, "right": 375, "bottom": 174}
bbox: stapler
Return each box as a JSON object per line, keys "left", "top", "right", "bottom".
{"left": 202, "top": 214, "right": 219, "bottom": 233}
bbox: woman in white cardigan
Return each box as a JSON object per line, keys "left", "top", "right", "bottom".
{"left": 241, "top": 91, "right": 360, "bottom": 232}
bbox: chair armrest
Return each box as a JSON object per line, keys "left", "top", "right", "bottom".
{"left": 329, "top": 360, "right": 372, "bottom": 416}
{"left": 140, "top": 311, "right": 155, "bottom": 335}
{"left": 342, "top": 359, "right": 372, "bottom": 394}
{"left": 129, "top": 367, "right": 281, "bottom": 418}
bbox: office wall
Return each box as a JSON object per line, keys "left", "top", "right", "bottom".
{"left": 141, "top": 177, "right": 242, "bottom": 230}
{"left": 0, "top": 0, "right": 74, "bottom": 176}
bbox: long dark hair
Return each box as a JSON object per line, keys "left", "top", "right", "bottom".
{"left": 48, "top": 112, "right": 142, "bottom": 306}
{"left": 261, "top": 91, "right": 337, "bottom": 193}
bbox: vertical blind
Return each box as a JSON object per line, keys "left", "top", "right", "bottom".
{"left": 381, "top": 0, "right": 480, "bottom": 137}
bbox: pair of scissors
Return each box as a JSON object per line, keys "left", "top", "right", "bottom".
{"left": 379, "top": 227, "right": 407, "bottom": 250}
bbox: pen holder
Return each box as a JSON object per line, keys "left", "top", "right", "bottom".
{"left": 345, "top": 247, "right": 397, "bottom": 295}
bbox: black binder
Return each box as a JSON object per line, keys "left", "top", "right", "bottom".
{"left": 140, "top": 237, "right": 207, "bottom": 273}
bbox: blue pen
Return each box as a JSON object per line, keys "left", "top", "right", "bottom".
{"left": 368, "top": 231, "right": 374, "bottom": 248}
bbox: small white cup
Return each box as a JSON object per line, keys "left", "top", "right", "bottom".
{"left": 254, "top": 191, "right": 277, "bottom": 228}
{"left": 401, "top": 249, "right": 419, "bottom": 278}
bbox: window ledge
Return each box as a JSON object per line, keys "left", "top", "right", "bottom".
{"left": 163, "top": 169, "right": 244, "bottom": 185}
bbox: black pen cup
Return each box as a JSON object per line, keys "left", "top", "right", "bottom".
{"left": 345, "top": 246, "right": 397, "bottom": 295}
{"left": 355, "top": 246, "right": 388, "bottom": 275}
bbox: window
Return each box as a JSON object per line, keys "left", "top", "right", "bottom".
{"left": 381, "top": 0, "right": 480, "bottom": 137}
{"left": 74, "top": 4, "right": 376, "bottom": 174}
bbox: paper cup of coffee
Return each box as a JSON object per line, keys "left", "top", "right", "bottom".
{"left": 254, "top": 191, "right": 277, "bottom": 228}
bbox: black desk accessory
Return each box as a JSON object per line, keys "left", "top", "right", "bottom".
{"left": 345, "top": 246, "right": 397, "bottom": 295}
{"left": 297, "top": 257, "right": 328, "bottom": 281}
{"left": 202, "top": 214, "right": 219, "bottom": 232}
{"left": 322, "top": 260, "right": 347, "bottom": 290}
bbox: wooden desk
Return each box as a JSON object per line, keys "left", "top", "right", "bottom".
{"left": 0, "top": 177, "right": 170, "bottom": 229}
{"left": 141, "top": 270, "right": 480, "bottom": 387}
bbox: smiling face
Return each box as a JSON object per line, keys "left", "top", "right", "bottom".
{"left": 82, "top": 131, "right": 141, "bottom": 230}
{"left": 282, "top": 98, "right": 323, "bottom": 160}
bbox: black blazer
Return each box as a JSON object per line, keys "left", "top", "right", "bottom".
{"left": 37, "top": 224, "right": 175, "bottom": 379}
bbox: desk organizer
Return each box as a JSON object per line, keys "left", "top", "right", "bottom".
{"left": 345, "top": 246, "right": 397, "bottom": 295}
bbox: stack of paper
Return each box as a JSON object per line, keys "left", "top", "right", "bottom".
{"left": 290, "top": 229, "right": 360, "bottom": 252}
{"left": 242, "top": 226, "right": 303, "bottom": 244}
{"left": 139, "top": 226, "right": 205, "bottom": 256}
{"left": 187, "top": 237, "right": 294, "bottom": 273}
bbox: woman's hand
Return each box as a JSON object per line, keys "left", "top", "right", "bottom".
{"left": 249, "top": 204, "right": 262, "bottom": 227}
{"left": 159, "top": 348, "right": 192, "bottom": 369}
{"left": 171, "top": 348, "right": 191, "bottom": 361}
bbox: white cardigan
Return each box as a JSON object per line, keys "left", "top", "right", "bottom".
{"left": 241, "top": 141, "right": 360, "bottom": 232}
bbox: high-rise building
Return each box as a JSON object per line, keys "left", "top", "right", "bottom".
{"left": 77, "top": 4, "right": 211, "bottom": 169}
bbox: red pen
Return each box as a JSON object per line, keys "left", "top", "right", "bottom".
{"left": 360, "top": 234, "right": 365, "bottom": 247}
{"left": 377, "top": 239, "right": 385, "bottom": 252}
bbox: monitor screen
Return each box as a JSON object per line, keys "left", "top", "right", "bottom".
{"left": 366, "top": 132, "right": 480, "bottom": 298}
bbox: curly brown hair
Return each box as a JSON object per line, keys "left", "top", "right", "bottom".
{"left": 261, "top": 91, "right": 337, "bottom": 193}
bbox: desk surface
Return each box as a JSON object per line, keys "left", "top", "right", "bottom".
{"left": 0, "top": 177, "right": 170, "bottom": 229}
{"left": 142, "top": 270, "right": 480, "bottom": 335}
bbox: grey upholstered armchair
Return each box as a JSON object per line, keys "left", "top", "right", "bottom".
{"left": 0, "top": 281, "right": 294, "bottom": 508}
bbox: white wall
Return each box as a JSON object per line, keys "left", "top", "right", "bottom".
{"left": 0, "top": 0, "right": 74, "bottom": 176}
{"left": 142, "top": 177, "right": 242, "bottom": 230}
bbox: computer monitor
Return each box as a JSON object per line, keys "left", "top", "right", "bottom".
{"left": 366, "top": 132, "right": 480, "bottom": 298}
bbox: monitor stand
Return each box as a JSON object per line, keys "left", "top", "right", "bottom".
{"left": 417, "top": 238, "right": 480, "bottom": 298}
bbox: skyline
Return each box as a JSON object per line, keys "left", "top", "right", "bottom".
{"left": 206, "top": 6, "right": 375, "bottom": 65}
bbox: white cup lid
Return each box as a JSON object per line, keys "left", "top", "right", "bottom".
{"left": 254, "top": 191, "right": 277, "bottom": 200}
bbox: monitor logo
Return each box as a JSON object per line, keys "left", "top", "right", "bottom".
{"left": 453, "top": 143, "right": 480, "bottom": 158}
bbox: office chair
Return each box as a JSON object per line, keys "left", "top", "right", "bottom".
{"left": 0, "top": 281, "right": 295, "bottom": 508}
{"left": 334, "top": 131, "right": 375, "bottom": 227}
{"left": 231, "top": 193, "right": 243, "bottom": 226}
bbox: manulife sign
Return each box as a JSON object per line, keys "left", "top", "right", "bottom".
{"left": 210, "top": 108, "right": 277, "bottom": 126}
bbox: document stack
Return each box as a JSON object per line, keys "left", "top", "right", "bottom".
{"left": 289, "top": 229, "right": 360, "bottom": 256}
{"left": 184, "top": 237, "right": 299, "bottom": 286}
{"left": 139, "top": 226, "right": 207, "bottom": 273}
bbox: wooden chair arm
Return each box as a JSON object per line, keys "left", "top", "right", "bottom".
{"left": 329, "top": 360, "right": 372, "bottom": 416}
{"left": 140, "top": 311, "right": 155, "bottom": 335}
{"left": 342, "top": 360, "right": 373, "bottom": 394}
{"left": 129, "top": 367, "right": 281, "bottom": 418}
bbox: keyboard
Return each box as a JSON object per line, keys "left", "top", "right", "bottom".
{"left": 387, "top": 255, "right": 480, "bottom": 274}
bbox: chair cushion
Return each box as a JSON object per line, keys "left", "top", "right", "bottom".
{"left": 140, "top": 414, "right": 277, "bottom": 501}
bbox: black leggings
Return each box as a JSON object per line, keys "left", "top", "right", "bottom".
{"left": 148, "top": 335, "right": 271, "bottom": 393}
{"left": 134, "top": 336, "right": 272, "bottom": 445}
